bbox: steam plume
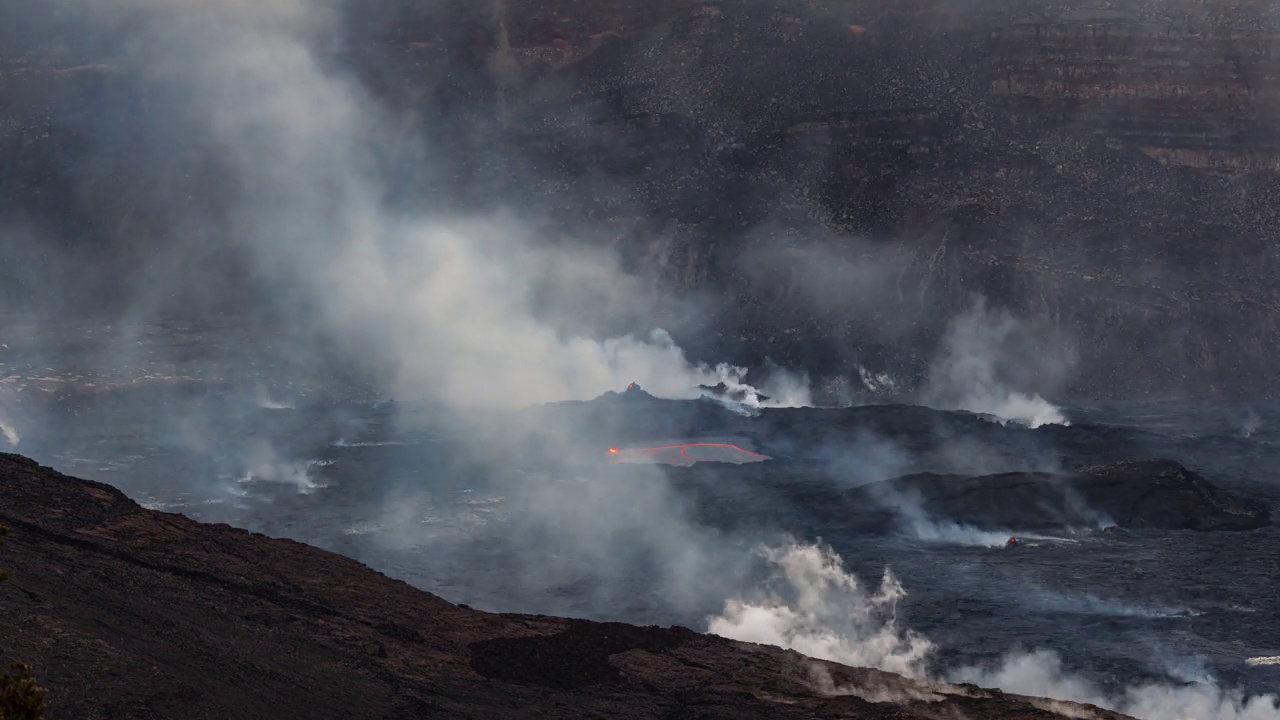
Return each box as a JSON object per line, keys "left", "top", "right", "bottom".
{"left": 709, "top": 542, "right": 1279, "bottom": 720}
{"left": 707, "top": 542, "right": 933, "bottom": 678}
{"left": 923, "top": 299, "right": 1074, "bottom": 428}
{"left": 0, "top": 419, "right": 18, "bottom": 447}
{"left": 51, "top": 0, "right": 809, "bottom": 415}
{"left": 952, "top": 651, "right": 1280, "bottom": 720}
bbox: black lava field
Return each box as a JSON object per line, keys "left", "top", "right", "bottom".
{"left": 10, "top": 375, "right": 1280, "bottom": 700}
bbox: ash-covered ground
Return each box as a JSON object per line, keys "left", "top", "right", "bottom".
{"left": 3, "top": 322, "right": 1278, "bottom": 716}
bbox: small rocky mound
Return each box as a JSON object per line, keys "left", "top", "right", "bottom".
{"left": 0, "top": 452, "right": 1131, "bottom": 719}
{"left": 866, "top": 459, "right": 1270, "bottom": 532}
{"left": 598, "top": 382, "right": 661, "bottom": 402}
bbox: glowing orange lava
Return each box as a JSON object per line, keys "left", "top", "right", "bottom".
{"left": 605, "top": 442, "right": 769, "bottom": 465}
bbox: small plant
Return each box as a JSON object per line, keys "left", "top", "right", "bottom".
{"left": 0, "top": 663, "right": 44, "bottom": 720}
{"left": 0, "top": 525, "right": 46, "bottom": 720}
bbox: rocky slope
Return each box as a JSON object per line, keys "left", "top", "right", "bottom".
{"left": 0, "top": 452, "right": 1130, "bottom": 719}
{"left": 4, "top": 0, "right": 1280, "bottom": 399}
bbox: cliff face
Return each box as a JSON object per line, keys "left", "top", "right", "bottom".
{"left": 494, "top": 0, "right": 1280, "bottom": 398}
{"left": 0, "top": 453, "right": 1127, "bottom": 719}
{"left": 4, "top": 0, "right": 1280, "bottom": 399}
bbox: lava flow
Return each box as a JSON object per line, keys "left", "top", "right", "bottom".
{"left": 605, "top": 442, "right": 769, "bottom": 467}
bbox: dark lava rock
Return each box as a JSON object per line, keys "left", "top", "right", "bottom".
{"left": 469, "top": 620, "right": 696, "bottom": 690}
{"left": 866, "top": 459, "right": 1272, "bottom": 532}
{"left": 0, "top": 452, "right": 1131, "bottom": 719}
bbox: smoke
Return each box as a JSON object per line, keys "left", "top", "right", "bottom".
{"left": 706, "top": 542, "right": 934, "bottom": 678}
{"left": 52, "top": 0, "right": 805, "bottom": 415}
{"left": 690, "top": 362, "right": 814, "bottom": 413}
{"left": 878, "top": 483, "right": 1066, "bottom": 547}
{"left": 807, "top": 664, "right": 950, "bottom": 703}
{"left": 736, "top": 236, "right": 920, "bottom": 342}
{"left": 0, "top": 0, "right": 846, "bottom": 644}
{"left": 952, "top": 651, "right": 1280, "bottom": 720}
{"left": 501, "top": 461, "right": 747, "bottom": 617}
{"left": 817, "top": 430, "right": 1064, "bottom": 545}
{"left": 309, "top": 217, "right": 798, "bottom": 409}
{"left": 816, "top": 431, "right": 913, "bottom": 487}
{"left": 859, "top": 471, "right": 1017, "bottom": 546}
{"left": 810, "top": 427, "right": 1082, "bottom": 546}
{"left": 902, "top": 517, "right": 1021, "bottom": 547}
{"left": 234, "top": 439, "right": 324, "bottom": 494}
{"left": 708, "top": 542, "right": 1280, "bottom": 720}
{"left": 1023, "top": 590, "right": 1198, "bottom": 619}
{"left": 1, "top": 0, "right": 816, "bottom": 628}
{"left": 0, "top": 419, "right": 17, "bottom": 447}
{"left": 1242, "top": 411, "right": 1262, "bottom": 438}
{"left": 342, "top": 419, "right": 758, "bottom": 620}
{"left": 0, "top": 386, "right": 22, "bottom": 447}
{"left": 757, "top": 368, "right": 815, "bottom": 409}
{"left": 8, "top": 5, "right": 1269, "bottom": 719}
{"left": 923, "top": 299, "right": 1075, "bottom": 428}
{"left": 254, "top": 384, "right": 296, "bottom": 411}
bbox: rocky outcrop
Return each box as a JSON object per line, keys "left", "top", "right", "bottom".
{"left": 0, "top": 452, "right": 1130, "bottom": 719}
{"left": 867, "top": 459, "right": 1272, "bottom": 531}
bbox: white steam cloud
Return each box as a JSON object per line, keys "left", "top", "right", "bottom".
{"left": 699, "top": 363, "right": 814, "bottom": 413}
{"left": 892, "top": 490, "right": 1082, "bottom": 548}
{"left": 707, "top": 542, "right": 933, "bottom": 678}
{"left": 28, "top": 5, "right": 1268, "bottom": 720}
{"left": 1242, "top": 411, "right": 1262, "bottom": 438}
{"left": 953, "top": 651, "right": 1280, "bottom": 720}
{"left": 877, "top": 481, "right": 1023, "bottom": 547}
{"left": 842, "top": 449, "right": 1068, "bottom": 547}
{"left": 0, "top": 416, "right": 17, "bottom": 447}
{"left": 902, "top": 517, "right": 1023, "bottom": 547}
{"left": 0, "top": 388, "right": 19, "bottom": 447}
{"left": 709, "top": 542, "right": 1280, "bottom": 720}
{"left": 1023, "top": 589, "right": 1196, "bottom": 618}
{"left": 924, "top": 299, "right": 1074, "bottom": 428}
{"left": 17, "top": 0, "right": 818, "bottom": 645}
{"left": 71, "top": 0, "right": 807, "bottom": 412}
{"left": 254, "top": 384, "right": 296, "bottom": 410}
{"left": 234, "top": 440, "right": 324, "bottom": 494}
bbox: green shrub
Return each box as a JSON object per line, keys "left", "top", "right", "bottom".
{"left": 0, "top": 663, "right": 44, "bottom": 720}
{"left": 0, "top": 525, "right": 45, "bottom": 720}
